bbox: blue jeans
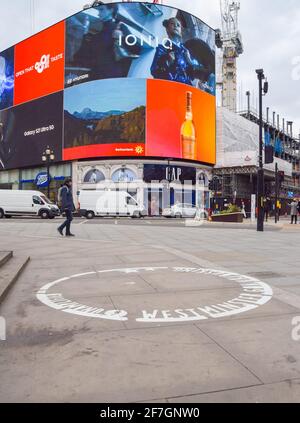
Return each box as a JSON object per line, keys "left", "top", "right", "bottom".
{"left": 58, "top": 209, "right": 73, "bottom": 235}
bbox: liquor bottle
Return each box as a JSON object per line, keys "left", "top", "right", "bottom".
{"left": 181, "top": 91, "right": 196, "bottom": 160}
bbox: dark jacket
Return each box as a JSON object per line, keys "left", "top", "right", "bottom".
{"left": 151, "top": 43, "right": 195, "bottom": 86}
{"left": 60, "top": 185, "right": 75, "bottom": 211}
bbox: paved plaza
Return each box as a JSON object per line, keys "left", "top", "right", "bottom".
{"left": 0, "top": 218, "right": 300, "bottom": 403}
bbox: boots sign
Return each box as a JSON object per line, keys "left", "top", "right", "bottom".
{"left": 143, "top": 164, "right": 196, "bottom": 184}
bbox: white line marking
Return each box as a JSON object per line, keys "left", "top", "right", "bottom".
{"left": 37, "top": 267, "right": 273, "bottom": 323}
{"left": 78, "top": 220, "right": 88, "bottom": 225}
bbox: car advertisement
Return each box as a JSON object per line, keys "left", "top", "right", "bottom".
{"left": 65, "top": 2, "right": 215, "bottom": 95}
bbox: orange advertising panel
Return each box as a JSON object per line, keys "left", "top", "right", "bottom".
{"left": 146, "top": 79, "right": 216, "bottom": 165}
{"left": 14, "top": 22, "right": 65, "bottom": 106}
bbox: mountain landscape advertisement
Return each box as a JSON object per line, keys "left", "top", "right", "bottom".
{"left": 73, "top": 108, "right": 124, "bottom": 121}
{"left": 64, "top": 106, "right": 146, "bottom": 148}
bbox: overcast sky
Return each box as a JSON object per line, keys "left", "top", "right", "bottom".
{"left": 1, "top": 0, "right": 299, "bottom": 134}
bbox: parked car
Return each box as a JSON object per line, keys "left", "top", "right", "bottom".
{"left": 0, "top": 190, "right": 60, "bottom": 219}
{"left": 79, "top": 190, "right": 147, "bottom": 219}
{"left": 162, "top": 203, "right": 208, "bottom": 219}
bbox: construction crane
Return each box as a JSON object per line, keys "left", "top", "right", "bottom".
{"left": 217, "top": 1, "right": 243, "bottom": 113}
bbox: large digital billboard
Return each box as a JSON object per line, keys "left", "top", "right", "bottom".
{"left": 0, "top": 92, "right": 63, "bottom": 170}
{"left": 65, "top": 3, "right": 215, "bottom": 95}
{"left": 14, "top": 22, "right": 65, "bottom": 106}
{"left": 147, "top": 79, "right": 216, "bottom": 164}
{"left": 64, "top": 78, "right": 146, "bottom": 160}
{"left": 63, "top": 77, "right": 215, "bottom": 164}
{"left": 0, "top": 2, "right": 216, "bottom": 170}
{"left": 0, "top": 47, "right": 14, "bottom": 111}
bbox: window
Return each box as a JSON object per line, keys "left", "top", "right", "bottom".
{"left": 33, "top": 196, "right": 44, "bottom": 205}
{"left": 126, "top": 197, "right": 137, "bottom": 206}
{"left": 83, "top": 169, "right": 105, "bottom": 184}
{"left": 112, "top": 168, "right": 137, "bottom": 183}
{"left": 40, "top": 195, "right": 53, "bottom": 204}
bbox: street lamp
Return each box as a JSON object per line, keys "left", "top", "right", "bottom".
{"left": 42, "top": 146, "right": 55, "bottom": 199}
{"left": 256, "top": 68, "right": 269, "bottom": 232}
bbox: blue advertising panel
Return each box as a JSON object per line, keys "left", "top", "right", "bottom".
{"left": 0, "top": 47, "right": 14, "bottom": 110}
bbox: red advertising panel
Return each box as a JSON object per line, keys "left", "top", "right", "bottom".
{"left": 14, "top": 22, "right": 65, "bottom": 106}
{"left": 146, "top": 79, "right": 216, "bottom": 165}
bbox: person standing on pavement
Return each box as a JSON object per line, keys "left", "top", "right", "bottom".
{"left": 241, "top": 200, "right": 247, "bottom": 219}
{"left": 57, "top": 178, "right": 75, "bottom": 237}
{"left": 290, "top": 199, "right": 298, "bottom": 225}
{"left": 263, "top": 197, "right": 271, "bottom": 222}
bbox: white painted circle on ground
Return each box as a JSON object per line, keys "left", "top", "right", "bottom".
{"left": 36, "top": 267, "right": 273, "bottom": 323}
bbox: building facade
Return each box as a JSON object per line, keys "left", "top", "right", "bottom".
{"left": 214, "top": 107, "right": 300, "bottom": 215}
{"left": 0, "top": 2, "right": 216, "bottom": 216}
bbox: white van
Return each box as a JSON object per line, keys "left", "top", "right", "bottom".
{"left": 0, "top": 190, "right": 60, "bottom": 219}
{"left": 79, "top": 190, "right": 146, "bottom": 219}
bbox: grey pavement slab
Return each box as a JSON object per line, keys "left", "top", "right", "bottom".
{"left": 1, "top": 221, "right": 300, "bottom": 403}
{"left": 48, "top": 273, "right": 158, "bottom": 299}
{"left": 169, "top": 379, "right": 300, "bottom": 403}
{"left": 0, "top": 251, "right": 12, "bottom": 267}
{"left": 196, "top": 315, "right": 300, "bottom": 384}
{"left": 1, "top": 295, "right": 128, "bottom": 336}
{"left": 0, "top": 325, "right": 260, "bottom": 403}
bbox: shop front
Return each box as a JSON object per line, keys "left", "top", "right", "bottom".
{"left": 74, "top": 160, "right": 212, "bottom": 217}
{"left": 0, "top": 169, "right": 19, "bottom": 190}
{"left": 20, "top": 164, "right": 72, "bottom": 203}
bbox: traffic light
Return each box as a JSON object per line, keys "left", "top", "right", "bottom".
{"left": 265, "top": 145, "right": 274, "bottom": 164}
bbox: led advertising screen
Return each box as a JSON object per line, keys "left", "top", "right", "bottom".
{"left": 65, "top": 2, "right": 215, "bottom": 96}
{"left": 0, "top": 2, "right": 216, "bottom": 170}
{"left": 0, "top": 47, "right": 14, "bottom": 110}
{"left": 14, "top": 22, "right": 65, "bottom": 106}
{"left": 63, "top": 77, "right": 215, "bottom": 164}
{"left": 64, "top": 78, "right": 146, "bottom": 160}
{"left": 0, "top": 92, "right": 63, "bottom": 170}
{"left": 146, "top": 79, "right": 216, "bottom": 164}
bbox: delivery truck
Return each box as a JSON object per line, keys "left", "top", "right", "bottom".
{"left": 79, "top": 190, "right": 146, "bottom": 219}
{"left": 0, "top": 190, "right": 60, "bottom": 219}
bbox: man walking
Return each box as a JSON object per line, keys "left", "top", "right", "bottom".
{"left": 290, "top": 199, "right": 298, "bottom": 225}
{"left": 57, "top": 178, "right": 75, "bottom": 237}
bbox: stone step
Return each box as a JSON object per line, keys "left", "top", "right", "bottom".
{"left": 0, "top": 256, "right": 30, "bottom": 305}
{"left": 0, "top": 251, "right": 13, "bottom": 268}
